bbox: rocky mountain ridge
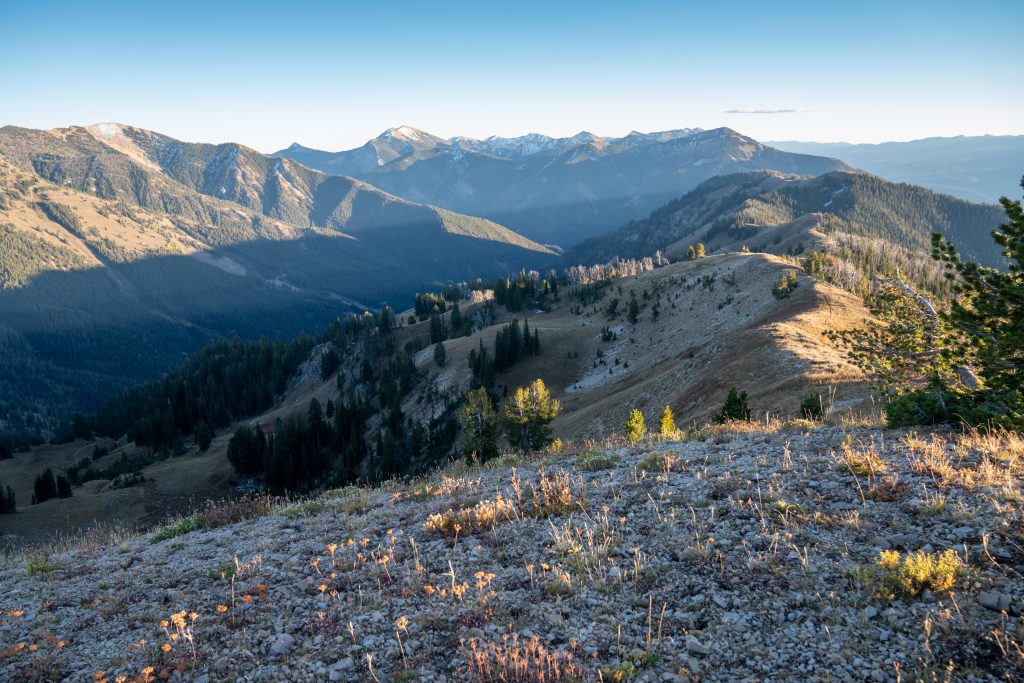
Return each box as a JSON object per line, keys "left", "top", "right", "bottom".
{"left": 1, "top": 423, "right": 1021, "bottom": 681}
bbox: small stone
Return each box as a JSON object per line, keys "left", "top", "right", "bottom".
{"left": 863, "top": 606, "right": 878, "bottom": 619}
{"left": 269, "top": 633, "right": 295, "bottom": 658}
{"left": 979, "top": 591, "right": 1012, "bottom": 613}
{"left": 686, "top": 634, "right": 709, "bottom": 655}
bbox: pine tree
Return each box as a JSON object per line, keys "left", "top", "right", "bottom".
{"left": 450, "top": 302, "right": 463, "bottom": 335}
{"left": 658, "top": 405, "right": 679, "bottom": 439}
{"left": 715, "top": 388, "right": 751, "bottom": 423}
{"left": 57, "top": 475, "right": 73, "bottom": 499}
{"left": 0, "top": 484, "right": 15, "bottom": 514}
{"left": 627, "top": 297, "right": 640, "bottom": 324}
{"left": 503, "top": 379, "right": 562, "bottom": 450}
{"left": 458, "top": 388, "right": 499, "bottom": 463}
{"left": 429, "top": 311, "right": 446, "bottom": 343}
{"left": 33, "top": 468, "right": 58, "bottom": 504}
{"left": 433, "top": 341, "right": 447, "bottom": 367}
{"left": 624, "top": 409, "right": 647, "bottom": 444}
{"left": 320, "top": 346, "right": 341, "bottom": 380}
{"left": 932, "top": 177, "right": 1024, "bottom": 418}
{"left": 194, "top": 421, "right": 213, "bottom": 451}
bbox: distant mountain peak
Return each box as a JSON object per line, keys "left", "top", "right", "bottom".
{"left": 379, "top": 125, "right": 438, "bottom": 143}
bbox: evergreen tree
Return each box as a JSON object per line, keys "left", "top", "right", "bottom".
{"left": 320, "top": 346, "right": 341, "bottom": 380}
{"left": 32, "top": 468, "right": 58, "bottom": 504}
{"left": 429, "top": 311, "right": 446, "bottom": 343}
{"left": 433, "top": 341, "right": 447, "bottom": 367}
{"left": 658, "top": 405, "right": 679, "bottom": 439}
{"left": 503, "top": 379, "right": 562, "bottom": 450}
{"left": 627, "top": 297, "right": 640, "bottom": 324}
{"left": 56, "top": 474, "right": 73, "bottom": 499}
{"left": 194, "top": 421, "right": 213, "bottom": 452}
{"left": 458, "top": 388, "right": 499, "bottom": 463}
{"left": 450, "top": 302, "right": 463, "bottom": 336}
{"left": 715, "top": 388, "right": 751, "bottom": 423}
{"left": 624, "top": 409, "right": 647, "bottom": 444}
{"left": 932, "top": 177, "right": 1024, "bottom": 417}
{"left": 0, "top": 485, "right": 16, "bottom": 514}
{"left": 227, "top": 425, "right": 263, "bottom": 475}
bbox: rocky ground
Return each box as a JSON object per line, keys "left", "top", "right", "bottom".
{"left": 1, "top": 422, "right": 1022, "bottom": 682}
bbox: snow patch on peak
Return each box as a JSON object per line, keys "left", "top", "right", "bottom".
{"left": 382, "top": 125, "right": 433, "bottom": 142}
{"left": 87, "top": 122, "right": 126, "bottom": 140}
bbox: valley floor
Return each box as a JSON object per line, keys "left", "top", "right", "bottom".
{"left": 1, "top": 423, "right": 1022, "bottom": 682}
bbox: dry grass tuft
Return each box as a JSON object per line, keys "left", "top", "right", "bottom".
{"left": 461, "top": 634, "right": 583, "bottom": 682}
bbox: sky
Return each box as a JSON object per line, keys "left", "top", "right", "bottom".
{"left": 2, "top": 0, "right": 1022, "bottom": 153}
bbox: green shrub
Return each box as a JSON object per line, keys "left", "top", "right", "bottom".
{"left": 576, "top": 450, "right": 618, "bottom": 472}
{"left": 151, "top": 516, "right": 201, "bottom": 543}
{"left": 884, "top": 385, "right": 1017, "bottom": 428}
{"left": 799, "top": 394, "right": 824, "bottom": 420}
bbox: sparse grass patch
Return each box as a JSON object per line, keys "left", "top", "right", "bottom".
{"left": 637, "top": 452, "right": 677, "bottom": 474}
{"left": 197, "top": 494, "right": 275, "bottom": 527}
{"left": 904, "top": 433, "right": 974, "bottom": 490}
{"left": 836, "top": 438, "right": 888, "bottom": 477}
{"left": 152, "top": 495, "right": 276, "bottom": 541}
{"left": 150, "top": 516, "right": 201, "bottom": 543}
{"left": 576, "top": 450, "right": 618, "bottom": 472}
{"left": 425, "top": 468, "right": 584, "bottom": 537}
{"left": 282, "top": 489, "right": 368, "bottom": 518}
{"left": 26, "top": 554, "right": 60, "bottom": 576}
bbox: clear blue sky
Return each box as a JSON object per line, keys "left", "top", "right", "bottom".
{"left": 2, "top": 0, "right": 1021, "bottom": 152}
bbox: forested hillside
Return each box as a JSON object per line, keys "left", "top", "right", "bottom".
{"left": 568, "top": 170, "right": 1007, "bottom": 295}
{"left": 0, "top": 127, "right": 556, "bottom": 448}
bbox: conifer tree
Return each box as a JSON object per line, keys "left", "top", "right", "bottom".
{"left": 433, "top": 341, "right": 447, "bottom": 367}
{"left": 458, "top": 388, "right": 499, "bottom": 463}
{"left": 658, "top": 405, "right": 679, "bottom": 439}
{"left": 627, "top": 297, "right": 640, "bottom": 324}
{"left": 503, "top": 379, "right": 562, "bottom": 450}
{"left": 0, "top": 484, "right": 16, "bottom": 514}
{"left": 194, "top": 421, "right": 213, "bottom": 451}
{"left": 715, "top": 388, "right": 751, "bottom": 423}
{"left": 932, "top": 177, "right": 1024, "bottom": 414}
{"left": 429, "top": 310, "right": 446, "bottom": 343}
{"left": 624, "top": 409, "right": 647, "bottom": 444}
{"left": 56, "top": 474, "right": 73, "bottom": 499}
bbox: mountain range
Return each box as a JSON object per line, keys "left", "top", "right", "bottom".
{"left": 0, "top": 123, "right": 556, "bottom": 421}
{"left": 0, "top": 120, "right": 1014, "bottom": 439}
{"left": 769, "top": 135, "right": 1024, "bottom": 204}
{"left": 274, "top": 126, "right": 851, "bottom": 246}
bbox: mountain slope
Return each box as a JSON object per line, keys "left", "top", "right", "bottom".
{"left": 567, "top": 170, "right": 1007, "bottom": 287}
{"left": 0, "top": 123, "right": 553, "bottom": 257}
{"left": 0, "top": 125, "right": 556, "bottom": 425}
{"left": 770, "top": 135, "right": 1024, "bottom": 203}
{"left": 0, "top": 252, "right": 872, "bottom": 542}
{"left": 274, "top": 127, "right": 852, "bottom": 246}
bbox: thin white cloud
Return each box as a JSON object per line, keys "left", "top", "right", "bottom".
{"left": 724, "top": 108, "right": 805, "bottom": 115}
